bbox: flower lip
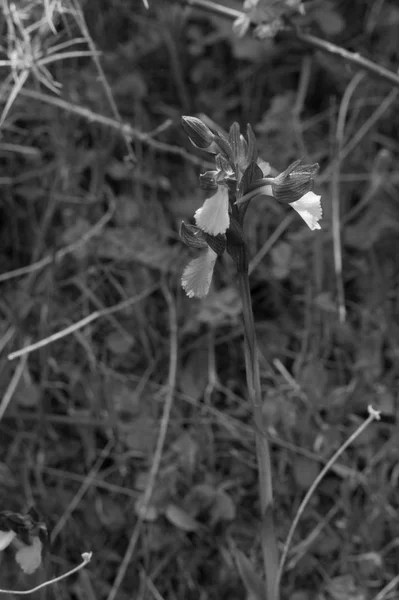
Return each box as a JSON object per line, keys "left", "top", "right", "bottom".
{"left": 289, "top": 191, "right": 322, "bottom": 230}
{"left": 194, "top": 185, "right": 230, "bottom": 236}
{"left": 181, "top": 247, "right": 218, "bottom": 298}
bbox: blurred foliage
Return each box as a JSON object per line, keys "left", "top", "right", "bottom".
{"left": 0, "top": 0, "right": 399, "bottom": 599}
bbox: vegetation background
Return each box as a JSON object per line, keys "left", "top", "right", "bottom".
{"left": 1, "top": 0, "right": 399, "bottom": 599}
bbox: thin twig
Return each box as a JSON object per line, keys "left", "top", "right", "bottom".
{"left": 0, "top": 552, "right": 92, "bottom": 596}
{"left": 8, "top": 87, "right": 212, "bottom": 168}
{"left": 0, "top": 348, "right": 29, "bottom": 422}
{"left": 8, "top": 285, "right": 158, "bottom": 361}
{"left": 249, "top": 213, "right": 294, "bottom": 275}
{"left": 319, "top": 88, "right": 399, "bottom": 184}
{"left": 71, "top": 0, "right": 136, "bottom": 165}
{"left": 179, "top": 0, "right": 399, "bottom": 90}
{"left": 276, "top": 406, "right": 381, "bottom": 591}
{"left": 51, "top": 441, "right": 114, "bottom": 542}
{"left": 0, "top": 193, "right": 115, "bottom": 284}
{"left": 295, "top": 29, "right": 399, "bottom": 90}
{"left": 372, "top": 572, "right": 399, "bottom": 600}
{"left": 331, "top": 71, "right": 365, "bottom": 323}
{"left": 106, "top": 280, "right": 178, "bottom": 600}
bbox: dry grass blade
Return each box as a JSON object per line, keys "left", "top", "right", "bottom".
{"left": 0, "top": 193, "right": 115, "bottom": 283}
{"left": 8, "top": 285, "right": 158, "bottom": 361}
{"left": 0, "top": 348, "right": 29, "bottom": 422}
{"left": 331, "top": 71, "right": 365, "bottom": 323}
{"left": 106, "top": 281, "right": 178, "bottom": 600}
{"left": 276, "top": 406, "right": 381, "bottom": 591}
{"left": 71, "top": 0, "right": 137, "bottom": 165}
{"left": 0, "top": 553, "right": 92, "bottom": 596}
{"left": 50, "top": 441, "right": 114, "bottom": 542}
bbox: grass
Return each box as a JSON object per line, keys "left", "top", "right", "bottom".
{"left": 1, "top": 0, "right": 399, "bottom": 599}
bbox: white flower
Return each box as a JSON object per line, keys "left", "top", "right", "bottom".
{"left": 15, "top": 536, "right": 43, "bottom": 574}
{"left": 182, "top": 247, "right": 218, "bottom": 298}
{"left": 289, "top": 191, "right": 322, "bottom": 230}
{"left": 0, "top": 529, "right": 16, "bottom": 551}
{"left": 236, "top": 184, "right": 322, "bottom": 230}
{"left": 194, "top": 186, "right": 230, "bottom": 235}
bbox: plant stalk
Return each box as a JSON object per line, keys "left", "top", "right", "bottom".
{"left": 237, "top": 269, "right": 279, "bottom": 600}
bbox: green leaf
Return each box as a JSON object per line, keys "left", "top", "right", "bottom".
{"left": 233, "top": 547, "right": 265, "bottom": 600}
{"left": 165, "top": 504, "right": 201, "bottom": 532}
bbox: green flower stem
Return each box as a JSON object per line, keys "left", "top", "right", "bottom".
{"left": 236, "top": 184, "right": 273, "bottom": 206}
{"left": 237, "top": 269, "right": 279, "bottom": 600}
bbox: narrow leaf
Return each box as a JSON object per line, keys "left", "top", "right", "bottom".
{"left": 233, "top": 547, "right": 265, "bottom": 600}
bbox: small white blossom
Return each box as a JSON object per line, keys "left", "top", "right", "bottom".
{"left": 182, "top": 247, "right": 218, "bottom": 298}
{"left": 0, "top": 529, "right": 16, "bottom": 551}
{"left": 289, "top": 191, "right": 322, "bottom": 230}
{"left": 15, "top": 536, "right": 43, "bottom": 574}
{"left": 194, "top": 186, "right": 230, "bottom": 235}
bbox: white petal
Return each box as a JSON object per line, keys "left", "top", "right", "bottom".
{"left": 194, "top": 186, "right": 230, "bottom": 235}
{"left": 0, "top": 530, "right": 16, "bottom": 551}
{"left": 257, "top": 158, "right": 271, "bottom": 176}
{"left": 182, "top": 248, "right": 217, "bottom": 299}
{"left": 289, "top": 191, "right": 322, "bottom": 230}
{"left": 15, "top": 536, "right": 43, "bottom": 574}
{"left": 233, "top": 14, "right": 250, "bottom": 38}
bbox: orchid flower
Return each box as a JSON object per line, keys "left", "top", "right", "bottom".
{"left": 179, "top": 117, "right": 322, "bottom": 299}
{"left": 236, "top": 159, "right": 322, "bottom": 230}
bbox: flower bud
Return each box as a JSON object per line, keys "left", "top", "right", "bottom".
{"left": 181, "top": 116, "right": 216, "bottom": 151}
{"left": 271, "top": 159, "right": 319, "bottom": 203}
{"left": 229, "top": 122, "right": 247, "bottom": 169}
{"left": 246, "top": 124, "right": 258, "bottom": 165}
